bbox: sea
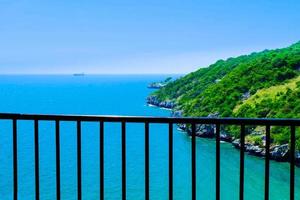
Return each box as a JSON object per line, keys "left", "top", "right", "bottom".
{"left": 0, "top": 75, "right": 298, "bottom": 200}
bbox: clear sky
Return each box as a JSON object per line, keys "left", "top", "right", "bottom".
{"left": 0, "top": 0, "right": 299, "bottom": 74}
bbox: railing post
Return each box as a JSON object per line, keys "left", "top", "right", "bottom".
{"left": 122, "top": 121, "right": 126, "bottom": 200}
{"left": 169, "top": 123, "right": 173, "bottom": 200}
{"left": 290, "top": 126, "right": 295, "bottom": 200}
{"left": 145, "top": 122, "right": 150, "bottom": 200}
{"left": 191, "top": 123, "right": 196, "bottom": 200}
{"left": 239, "top": 125, "right": 245, "bottom": 200}
{"left": 100, "top": 121, "right": 104, "bottom": 200}
{"left": 264, "top": 125, "right": 270, "bottom": 200}
{"left": 55, "top": 120, "right": 61, "bottom": 200}
{"left": 77, "top": 121, "right": 82, "bottom": 200}
{"left": 13, "top": 119, "right": 18, "bottom": 200}
{"left": 34, "top": 120, "right": 40, "bottom": 200}
{"left": 216, "top": 123, "right": 220, "bottom": 200}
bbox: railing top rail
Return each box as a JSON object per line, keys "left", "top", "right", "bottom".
{"left": 0, "top": 113, "right": 299, "bottom": 125}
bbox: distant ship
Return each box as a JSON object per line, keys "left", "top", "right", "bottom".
{"left": 73, "top": 73, "right": 85, "bottom": 76}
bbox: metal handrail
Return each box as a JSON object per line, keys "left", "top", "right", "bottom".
{"left": 2, "top": 113, "right": 299, "bottom": 200}
{"left": 0, "top": 113, "right": 299, "bottom": 125}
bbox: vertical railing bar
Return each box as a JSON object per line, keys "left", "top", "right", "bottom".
{"left": 145, "top": 122, "right": 150, "bottom": 200}
{"left": 100, "top": 121, "right": 104, "bottom": 200}
{"left": 290, "top": 126, "right": 295, "bottom": 200}
{"left": 191, "top": 123, "right": 196, "bottom": 200}
{"left": 169, "top": 122, "right": 173, "bottom": 200}
{"left": 55, "top": 120, "right": 61, "bottom": 200}
{"left": 216, "top": 123, "right": 221, "bottom": 200}
{"left": 13, "top": 119, "right": 18, "bottom": 200}
{"left": 239, "top": 124, "right": 245, "bottom": 200}
{"left": 264, "top": 125, "right": 270, "bottom": 200}
{"left": 122, "top": 121, "right": 126, "bottom": 200}
{"left": 77, "top": 120, "right": 82, "bottom": 200}
{"left": 34, "top": 120, "right": 40, "bottom": 200}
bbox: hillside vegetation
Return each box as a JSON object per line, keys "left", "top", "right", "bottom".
{"left": 233, "top": 75, "right": 300, "bottom": 118}
{"left": 152, "top": 41, "right": 300, "bottom": 147}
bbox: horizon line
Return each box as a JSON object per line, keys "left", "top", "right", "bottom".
{"left": 0, "top": 73, "right": 185, "bottom": 76}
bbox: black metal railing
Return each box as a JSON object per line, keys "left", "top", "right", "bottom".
{"left": 0, "top": 113, "right": 299, "bottom": 200}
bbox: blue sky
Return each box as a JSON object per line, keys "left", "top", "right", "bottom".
{"left": 0, "top": 0, "right": 299, "bottom": 74}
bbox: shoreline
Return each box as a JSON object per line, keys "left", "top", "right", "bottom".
{"left": 147, "top": 103, "right": 173, "bottom": 111}
{"left": 146, "top": 100, "right": 300, "bottom": 166}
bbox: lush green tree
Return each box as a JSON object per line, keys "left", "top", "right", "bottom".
{"left": 151, "top": 41, "right": 300, "bottom": 147}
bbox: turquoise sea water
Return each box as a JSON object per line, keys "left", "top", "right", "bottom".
{"left": 0, "top": 75, "right": 298, "bottom": 200}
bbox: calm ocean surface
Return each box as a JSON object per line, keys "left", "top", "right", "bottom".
{"left": 0, "top": 75, "right": 298, "bottom": 200}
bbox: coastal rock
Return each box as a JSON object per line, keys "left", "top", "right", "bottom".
{"left": 195, "top": 124, "right": 215, "bottom": 138}
{"left": 147, "top": 82, "right": 166, "bottom": 89}
{"left": 247, "top": 145, "right": 264, "bottom": 156}
{"left": 186, "top": 124, "right": 214, "bottom": 138}
{"left": 231, "top": 141, "right": 299, "bottom": 162}
{"left": 177, "top": 123, "right": 187, "bottom": 132}
{"left": 220, "top": 130, "right": 233, "bottom": 142}
{"left": 296, "top": 151, "right": 300, "bottom": 166}
{"left": 232, "top": 140, "right": 265, "bottom": 157}
{"left": 232, "top": 139, "right": 240, "bottom": 149}
{"left": 185, "top": 123, "right": 232, "bottom": 142}
{"left": 171, "top": 110, "right": 183, "bottom": 117}
{"left": 172, "top": 111, "right": 186, "bottom": 132}
{"left": 146, "top": 97, "right": 298, "bottom": 166}
{"left": 270, "top": 144, "right": 289, "bottom": 162}
{"left": 147, "top": 77, "right": 172, "bottom": 89}
{"left": 260, "top": 149, "right": 266, "bottom": 157}
{"left": 146, "top": 96, "right": 175, "bottom": 109}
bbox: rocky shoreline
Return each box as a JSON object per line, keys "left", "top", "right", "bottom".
{"left": 146, "top": 96, "right": 175, "bottom": 109}
{"left": 146, "top": 95, "right": 300, "bottom": 166}
{"left": 184, "top": 122, "right": 300, "bottom": 165}
{"left": 147, "top": 77, "right": 173, "bottom": 89}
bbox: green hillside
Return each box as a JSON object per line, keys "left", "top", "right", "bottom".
{"left": 233, "top": 76, "right": 300, "bottom": 147}
{"left": 154, "top": 41, "right": 300, "bottom": 117}
{"left": 233, "top": 75, "right": 300, "bottom": 118}
{"left": 151, "top": 41, "right": 300, "bottom": 147}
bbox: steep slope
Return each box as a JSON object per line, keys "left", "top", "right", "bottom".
{"left": 233, "top": 76, "right": 300, "bottom": 118}
{"left": 233, "top": 76, "right": 300, "bottom": 147}
{"left": 153, "top": 41, "right": 300, "bottom": 118}
{"left": 150, "top": 41, "right": 300, "bottom": 151}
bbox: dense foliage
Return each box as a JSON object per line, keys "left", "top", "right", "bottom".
{"left": 234, "top": 77, "right": 300, "bottom": 147}
{"left": 153, "top": 41, "right": 300, "bottom": 147}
